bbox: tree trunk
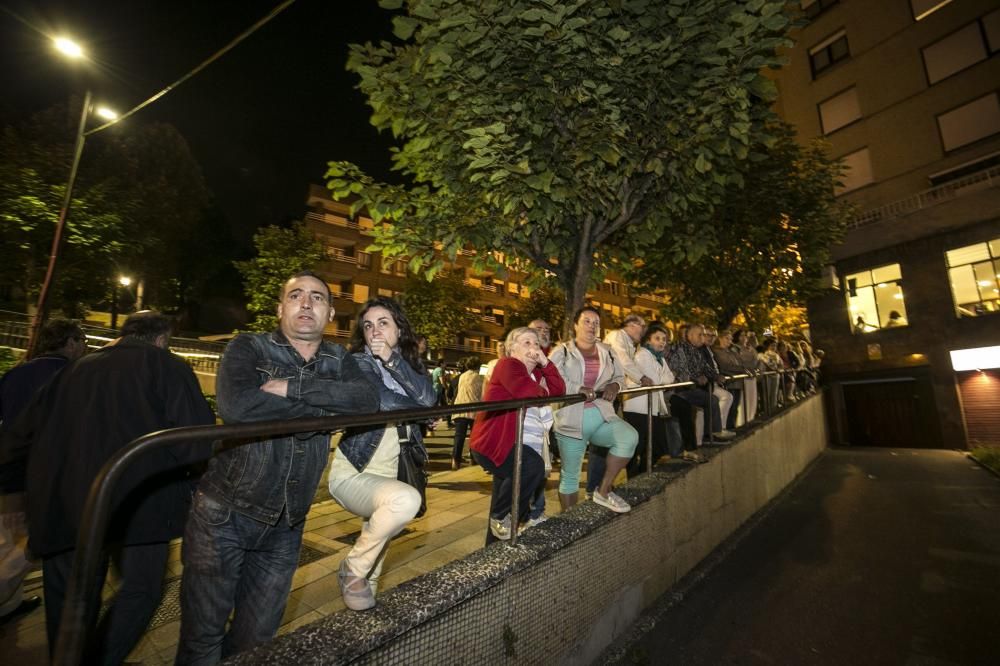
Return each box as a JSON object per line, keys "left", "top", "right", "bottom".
{"left": 560, "top": 251, "right": 594, "bottom": 341}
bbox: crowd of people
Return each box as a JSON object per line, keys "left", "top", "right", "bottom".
{"left": 0, "top": 268, "right": 823, "bottom": 663}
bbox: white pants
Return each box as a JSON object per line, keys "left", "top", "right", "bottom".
{"left": 0, "top": 494, "right": 30, "bottom": 616}
{"left": 741, "top": 378, "right": 758, "bottom": 425}
{"left": 327, "top": 473, "right": 420, "bottom": 593}
{"left": 713, "top": 386, "right": 733, "bottom": 431}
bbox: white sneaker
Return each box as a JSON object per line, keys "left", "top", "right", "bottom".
{"left": 714, "top": 430, "right": 737, "bottom": 440}
{"left": 527, "top": 514, "right": 548, "bottom": 527}
{"left": 490, "top": 514, "right": 512, "bottom": 540}
{"left": 593, "top": 490, "right": 631, "bottom": 513}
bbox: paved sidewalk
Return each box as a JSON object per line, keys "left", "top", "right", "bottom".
{"left": 0, "top": 425, "right": 581, "bottom": 664}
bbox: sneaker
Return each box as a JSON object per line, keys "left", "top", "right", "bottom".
{"left": 338, "top": 559, "right": 375, "bottom": 611}
{"left": 592, "top": 490, "right": 631, "bottom": 513}
{"left": 585, "top": 490, "right": 593, "bottom": 501}
{"left": 714, "top": 430, "right": 737, "bottom": 440}
{"left": 490, "top": 514, "right": 512, "bottom": 540}
{"left": 681, "top": 450, "right": 708, "bottom": 464}
{"left": 527, "top": 514, "right": 548, "bottom": 527}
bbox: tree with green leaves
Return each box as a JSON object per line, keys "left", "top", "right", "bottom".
{"left": 235, "top": 223, "right": 326, "bottom": 332}
{"left": 400, "top": 270, "right": 478, "bottom": 353}
{"left": 632, "top": 125, "right": 852, "bottom": 330}
{"left": 506, "top": 285, "right": 566, "bottom": 337}
{"left": 327, "top": 0, "right": 792, "bottom": 337}
{"left": 0, "top": 101, "right": 216, "bottom": 319}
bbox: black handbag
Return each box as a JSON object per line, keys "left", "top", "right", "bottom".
{"left": 396, "top": 425, "right": 428, "bottom": 518}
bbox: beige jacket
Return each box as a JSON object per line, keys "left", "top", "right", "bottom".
{"left": 549, "top": 340, "right": 623, "bottom": 439}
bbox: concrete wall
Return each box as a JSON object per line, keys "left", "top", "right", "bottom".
{"left": 231, "top": 394, "right": 828, "bottom": 666}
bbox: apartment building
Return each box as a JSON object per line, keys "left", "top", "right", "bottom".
{"left": 301, "top": 184, "right": 666, "bottom": 363}
{"left": 771, "top": 0, "right": 1000, "bottom": 448}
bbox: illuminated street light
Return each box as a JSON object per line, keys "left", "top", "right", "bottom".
{"left": 53, "top": 37, "right": 84, "bottom": 59}
{"left": 119, "top": 275, "right": 132, "bottom": 287}
{"left": 95, "top": 106, "right": 119, "bottom": 121}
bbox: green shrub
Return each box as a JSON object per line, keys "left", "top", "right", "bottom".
{"left": 0, "top": 347, "right": 22, "bottom": 375}
{"left": 971, "top": 446, "right": 1000, "bottom": 475}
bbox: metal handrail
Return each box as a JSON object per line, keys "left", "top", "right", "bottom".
{"left": 54, "top": 369, "right": 801, "bottom": 664}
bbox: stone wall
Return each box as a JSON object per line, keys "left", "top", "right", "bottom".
{"left": 230, "top": 394, "right": 828, "bottom": 665}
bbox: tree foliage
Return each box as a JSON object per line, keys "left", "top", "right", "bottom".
{"left": 506, "top": 285, "right": 566, "bottom": 337}
{"left": 633, "top": 124, "right": 852, "bottom": 329}
{"left": 235, "top": 223, "right": 326, "bottom": 332}
{"left": 327, "top": 0, "right": 793, "bottom": 335}
{"left": 0, "top": 99, "right": 215, "bottom": 319}
{"left": 401, "top": 270, "right": 478, "bottom": 352}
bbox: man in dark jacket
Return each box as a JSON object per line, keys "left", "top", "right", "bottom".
{"left": 0, "top": 319, "right": 87, "bottom": 625}
{"left": 11, "top": 311, "right": 214, "bottom": 663}
{"left": 176, "top": 271, "right": 378, "bottom": 664}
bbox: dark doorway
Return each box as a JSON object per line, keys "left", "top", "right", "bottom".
{"left": 841, "top": 377, "right": 942, "bottom": 448}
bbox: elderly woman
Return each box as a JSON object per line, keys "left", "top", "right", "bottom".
{"left": 470, "top": 327, "right": 565, "bottom": 542}
{"left": 328, "top": 297, "right": 436, "bottom": 611}
{"left": 622, "top": 322, "right": 689, "bottom": 472}
{"left": 732, "top": 329, "right": 761, "bottom": 423}
{"left": 550, "top": 306, "right": 639, "bottom": 513}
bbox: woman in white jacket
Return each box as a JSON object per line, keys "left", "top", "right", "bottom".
{"left": 550, "top": 306, "right": 638, "bottom": 514}
{"left": 622, "top": 323, "right": 687, "bottom": 473}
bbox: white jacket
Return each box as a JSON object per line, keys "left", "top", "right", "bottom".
{"left": 549, "top": 340, "right": 623, "bottom": 439}
{"left": 623, "top": 347, "right": 674, "bottom": 416}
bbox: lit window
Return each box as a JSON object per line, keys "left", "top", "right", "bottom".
{"left": 353, "top": 283, "right": 369, "bottom": 303}
{"left": 845, "top": 263, "right": 909, "bottom": 333}
{"left": 937, "top": 93, "right": 1000, "bottom": 152}
{"left": 946, "top": 238, "right": 1000, "bottom": 317}
{"left": 911, "top": 0, "right": 954, "bottom": 21}
{"left": 809, "top": 29, "right": 849, "bottom": 78}
{"left": 818, "top": 87, "right": 861, "bottom": 134}
{"left": 836, "top": 147, "right": 874, "bottom": 194}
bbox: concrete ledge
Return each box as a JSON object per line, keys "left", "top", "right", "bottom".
{"left": 229, "top": 394, "right": 827, "bottom": 665}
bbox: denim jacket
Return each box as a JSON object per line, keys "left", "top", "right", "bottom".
{"left": 337, "top": 349, "right": 436, "bottom": 472}
{"left": 199, "top": 330, "right": 378, "bottom": 526}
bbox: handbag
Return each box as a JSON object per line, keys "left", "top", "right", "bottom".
{"left": 396, "top": 425, "right": 428, "bottom": 518}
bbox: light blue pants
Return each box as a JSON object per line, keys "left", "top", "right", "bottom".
{"left": 555, "top": 407, "right": 638, "bottom": 495}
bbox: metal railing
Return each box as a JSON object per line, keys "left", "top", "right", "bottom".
{"left": 53, "top": 368, "right": 805, "bottom": 664}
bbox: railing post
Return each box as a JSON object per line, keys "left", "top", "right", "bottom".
{"left": 646, "top": 391, "right": 654, "bottom": 473}
{"left": 741, "top": 376, "right": 749, "bottom": 427}
{"left": 509, "top": 406, "right": 527, "bottom": 547}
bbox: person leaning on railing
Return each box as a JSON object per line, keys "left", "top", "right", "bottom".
{"left": 712, "top": 329, "right": 748, "bottom": 431}
{"left": 550, "top": 306, "right": 638, "bottom": 514}
{"left": 732, "top": 330, "right": 760, "bottom": 423}
{"left": 469, "top": 327, "right": 565, "bottom": 543}
{"left": 621, "top": 322, "right": 688, "bottom": 472}
{"left": 328, "top": 297, "right": 437, "bottom": 610}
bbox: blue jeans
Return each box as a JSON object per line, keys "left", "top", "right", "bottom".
{"left": 176, "top": 490, "right": 303, "bottom": 665}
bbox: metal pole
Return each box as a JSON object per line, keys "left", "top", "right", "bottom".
{"left": 509, "top": 406, "right": 526, "bottom": 547}
{"left": 741, "top": 377, "right": 749, "bottom": 427}
{"left": 646, "top": 391, "right": 654, "bottom": 473}
{"left": 706, "top": 381, "right": 714, "bottom": 445}
{"left": 26, "top": 90, "right": 92, "bottom": 358}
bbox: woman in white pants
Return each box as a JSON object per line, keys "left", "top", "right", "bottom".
{"left": 328, "top": 297, "right": 436, "bottom": 610}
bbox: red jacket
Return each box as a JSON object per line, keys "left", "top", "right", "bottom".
{"left": 470, "top": 357, "right": 566, "bottom": 466}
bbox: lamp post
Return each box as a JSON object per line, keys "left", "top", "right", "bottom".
{"left": 110, "top": 275, "right": 132, "bottom": 330}
{"left": 25, "top": 37, "right": 117, "bottom": 357}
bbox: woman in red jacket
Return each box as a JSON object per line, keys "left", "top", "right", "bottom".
{"left": 470, "top": 327, "right": 566, "bottom": 542}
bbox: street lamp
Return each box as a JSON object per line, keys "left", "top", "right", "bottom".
{"left": 109, "top": 275, "right": 132, "bottom": 330}
{"left": 25, "top": 38, "right": 118, "bottom": 356}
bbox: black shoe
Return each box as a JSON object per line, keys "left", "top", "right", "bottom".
{"left": 0, "top": 595, "right": 41, "bottom": 625}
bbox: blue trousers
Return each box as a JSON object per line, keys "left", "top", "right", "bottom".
{"left": 176, "top": 490, "right": 303, "bottom": 665}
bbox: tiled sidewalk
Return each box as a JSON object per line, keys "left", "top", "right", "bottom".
{"left": 0, "top": 426, "right": 572, "bottom": 664}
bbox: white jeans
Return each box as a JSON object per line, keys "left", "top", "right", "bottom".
{"left": 741, "top": 378, "right": 758, "bottom": 425}
{"left": 327, "top": 473, "right": 420, "bottom": 593}
{"left": 713, "top": 385, "right": 733, "bottom": 431}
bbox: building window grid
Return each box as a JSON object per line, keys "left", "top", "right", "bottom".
{"left": 946, "top": 239, "right": 1000, "bottom": 318}
{"left": 845, "top": 263, "right": 909, "bottom": 333}
{"left": 809, "top": 30, "right": 849, "bottom": 78}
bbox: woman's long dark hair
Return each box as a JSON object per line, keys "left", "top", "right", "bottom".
{"left": 348, "top": 296, "right": 427, "bottom": 374}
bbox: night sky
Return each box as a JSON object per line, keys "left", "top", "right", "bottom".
{"left": 1, "top": 0, "right": 400, "bottom": 248}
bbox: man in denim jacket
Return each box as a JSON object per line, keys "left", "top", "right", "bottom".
{"left": 176, "top": 271, "right": 377, "bottom": 664}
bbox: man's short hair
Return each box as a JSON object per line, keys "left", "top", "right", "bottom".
{"left": 34, "top": 318, "right": 84, "bottom": 357}
{"left": 622, "top": 313, "right": 645, "bottom": 328}
{"left": 120, "top": 311, "right": 174, "bottom": 344}
{"left": 281, "top": 270, "right": 332, "bottom": 304}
